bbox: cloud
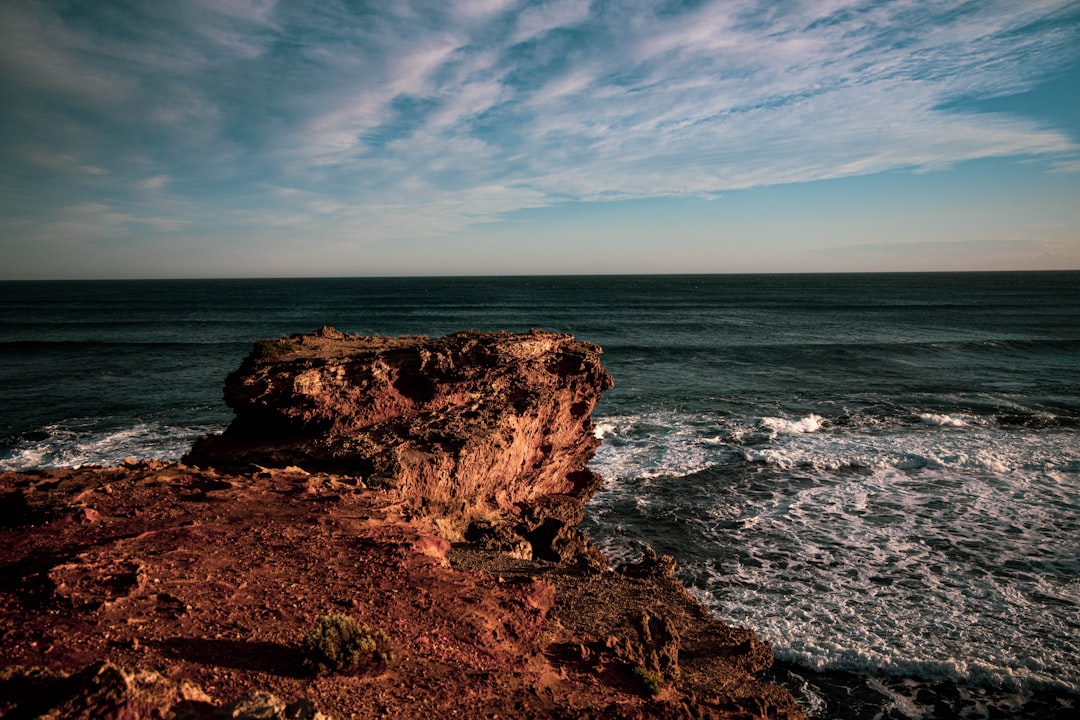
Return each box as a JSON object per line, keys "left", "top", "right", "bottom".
{"left": 1049, "top": 159, "right": 1080, "bottom": 174}
{"left": 513, "top": 0, "right": 592, "bottom": 43}
{"left": 1, "top": 0, "right": 1078, "bottom": 275}
{"left": 308, "top": 200, "right": 346, "bottom": 214}
{"left": 138, "top": 175, "right": 170, "bottom": 191}
{"left": 28, "top": 203, "right": 136, "bottom": 247}
{"left": 11, "top": 144, "right": 110, "bottom": 176}
{"left": 451, "top": 0, "right": 516, "bottom": 22}
{"left": 280, "top": 0, "right": 1078, "bottom": 206}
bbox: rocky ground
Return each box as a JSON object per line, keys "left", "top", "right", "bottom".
{"left": 0, "top": 328, "right": 804, "bottom": 719}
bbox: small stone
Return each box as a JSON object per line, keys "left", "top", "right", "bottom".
{"left": 78, "top": 507, "right": 101, "bottom": 523}
{"left": 217, "top": 690, "right": 286, "bottom": 719}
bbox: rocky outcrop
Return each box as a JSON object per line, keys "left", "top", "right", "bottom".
{"left": 1, "top": 329, "right": 804, "bottom": 720}
{"left": 0, "top": 661, "right": 213, "bottom": 719}
{"left": 0, "top": 661, "right": 327, "bottom": 719}
{"left": 184, "top": 328, "right": 612, "bottom": 545}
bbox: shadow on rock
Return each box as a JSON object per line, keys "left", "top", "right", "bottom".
{"left": 155, "top": 638, "right": 304, "bottom": 677}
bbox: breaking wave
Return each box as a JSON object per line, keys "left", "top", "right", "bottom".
{"left": 0, "top": 420, "right": 225, "bottom": 471}
{"left": 586, "top": 405, "right": 1080, "bottom": 712}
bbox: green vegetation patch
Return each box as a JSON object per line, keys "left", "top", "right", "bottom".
{"left": 251, "top": 337, "right": 295, "bottom": 361}
{"left": 631, "top": 665, "right": 665, "bottom": 696}
{"left": 300, "top": 614, "right": 394, "bottom": 675}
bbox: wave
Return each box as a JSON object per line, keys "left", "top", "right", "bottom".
{"left": 592, "top": 414, "right": 734, "bottom": 480}
{"left": 917, "top": 412, "right": 970, "bottom": 427}
{"left": 590, "top": 409, "right": 1080, "bottom": 480}
{"left": 758, "top": 608, "right": 1080, "bottom": 696}
{"left": 586, "top": 407, "right": 1080, "bottom": 708}
{"left": 760, "top": 413, "right": 825, "bottom": 434}
{"left": 600, "top": 335, "right": 1080, "bottom": 352}
{"left": 0, "top": 420, "right": 225, "bottom": 471}
{"left": 0, "top": 339, "right": 250, "bottom": 351}
{"left": 588, "top": 461, "right": 1080, "bottom": 698}
{"left": 768, "top": 658, "right": 1080, "bottom": 720}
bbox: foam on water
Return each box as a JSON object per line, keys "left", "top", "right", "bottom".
{"left": 918, "top": 412, "right": 971, "bottom": 427}
{"left": 761, "top": 413, "right": 826, "bottom": 434}
{"left": 592, "top": 410, "right": 1077, "bottom": 478}
{"left": 710, "top": 472, "right": 1080, "bottom": 691}
{"left": 592, "top": 412, "right": 736, "bottom": 480}
{"left": 587, "top": 408, "right": 1080, "bottom": 704}
{"left": 0, "top": 420, "right": 225, "bottom": 471}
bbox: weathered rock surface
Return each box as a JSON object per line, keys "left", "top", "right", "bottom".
{"left": 185, "top": 328, "right": 609, "bottom": 524}
{"left": 0, "top": 660, "right": 214, "bottom": 719}
{"left": 1, "top": 329, "right": 804, "bottom": 719}
{"left": 0, "top": 661, "right": 326, "bottom": 719}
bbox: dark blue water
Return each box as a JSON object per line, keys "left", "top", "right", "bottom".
{"left": 2, "top": 273, "right": 1078, "bottom": 719}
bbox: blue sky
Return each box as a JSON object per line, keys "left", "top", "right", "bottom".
{"left": 1, "top": 0, "right": 1079, "bottom": 279}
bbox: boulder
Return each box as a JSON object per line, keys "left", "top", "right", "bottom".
{"left": 185, "top": 328, "right": 613, "bottom": 534}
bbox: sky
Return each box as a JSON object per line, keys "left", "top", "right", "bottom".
{"left": 1, "top": 0, "right": 1079, "bottom": 279}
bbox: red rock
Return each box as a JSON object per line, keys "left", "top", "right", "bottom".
{"left": 184, "top": 329, "right": 613, "bottom": 537}
{"left": 0, "top": 329, "right": 805, "bottom": 720}
{"left": 0, "top": 661, "right": 214, "bottom": 720}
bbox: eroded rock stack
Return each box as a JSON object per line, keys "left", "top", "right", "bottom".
{"left": 185, "top": 327, "right": 614, "bottom": 555}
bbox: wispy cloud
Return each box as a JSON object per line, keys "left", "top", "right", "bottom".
{"left": 137, "top": 175, "right": 170, "bottom": 191}
{"left": 1049, "top": 158, "right": 1080, "bottom": 173}
{"left": 1, "top": 0, "right": 1078, "bottom": 275}
{"left": 512, "top": 0, "right": 593, "bottom": 43}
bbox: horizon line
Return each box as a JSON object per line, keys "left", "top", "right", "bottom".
{"left": 2, "top": 268, "right": 1080, "bottom": 283}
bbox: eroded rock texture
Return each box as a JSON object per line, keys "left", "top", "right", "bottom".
{"left": 185, "top": 328, "right": 612, "bottom": 535}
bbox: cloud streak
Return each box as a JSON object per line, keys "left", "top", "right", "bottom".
{"left": 1, "top": 0, "right": 1078, "bottom": 275}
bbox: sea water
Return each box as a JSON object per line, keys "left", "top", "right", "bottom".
{"left": 2, "top": 273, "right": 1078, "bottom": 719}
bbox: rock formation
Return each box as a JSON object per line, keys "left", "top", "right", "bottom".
{"left": 184, "top": 327, "right": 614, "bottom": 558}
{"left": 1, "top": 329, "right": 804, "bottom": 719}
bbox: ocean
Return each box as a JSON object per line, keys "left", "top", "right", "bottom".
{"left": 1, "top": 273, "right": 1078, "bottom": 719}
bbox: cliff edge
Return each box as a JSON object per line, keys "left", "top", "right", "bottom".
{"left": 184, "top": 327, "right": 613, "bottom": 555}
{"left": 1, "top": 328, "right": 803, "bottom": 719}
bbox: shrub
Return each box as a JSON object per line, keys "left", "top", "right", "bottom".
{"left": 300, "top": 614, "right": 394, "bottom": 675}
{"left": 251, "top": 338, "right": 293, "bottom": 361}
{"left": 631, "top": 665, "right": 664, "bottom": 696}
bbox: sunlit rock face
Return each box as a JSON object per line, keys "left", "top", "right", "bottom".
{"left": 184, "top": 327, "right": 614, "bottom": 532}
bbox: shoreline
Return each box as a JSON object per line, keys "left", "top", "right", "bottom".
{"left": 0, "top": 329, "right": 804, "bottom": 719}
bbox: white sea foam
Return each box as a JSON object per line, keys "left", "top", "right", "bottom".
{"left": 589, "top": 412, "right": 732, "bottom": 481}
{"left": 776, "top": 669, "right": 830, "bottom": 718}
{"left": 593, "top": 421, "right": 617, "bottom": 439}
{"left": 918, "top": 412, "right": 970, "bottom": 427}
{"left": 587, "top": 408, "right": 1080, "bottom": 698}
{"left": 756, "top": 420, "right": 1070, "bottom": 475}
{"left": 0, "top": 421, "right": 224, "bottom": 471}
{"left": 760, "top": 413, "right": 825, "bottom": 434}
{"left": 865, "top": 677, "right": 936, "bottom": 720}
{"left": 591, "top": 409, "right": 1077, "bottom": 481}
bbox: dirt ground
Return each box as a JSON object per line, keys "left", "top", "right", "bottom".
{"left": 1, "top": 461, "right": 803, "bottom": 719}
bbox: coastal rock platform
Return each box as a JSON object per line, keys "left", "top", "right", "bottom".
{"left": 0, "top": 329, "right": 803, "bottom": 719}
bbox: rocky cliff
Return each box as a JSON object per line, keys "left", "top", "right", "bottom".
{"left": 1, "top": 329, "right": 803, "bottom": 719}
{"left": 184, "top": 327, "right": 615, "bottom": 560}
